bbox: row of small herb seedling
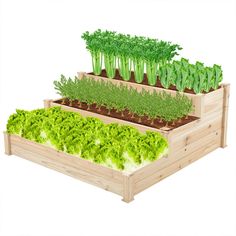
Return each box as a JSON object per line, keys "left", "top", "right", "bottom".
{"left": 81, "top": 29, "right": 181, "bottom": 82}
{"left": 54, "top": 75, "right": 193, "bottom": 123}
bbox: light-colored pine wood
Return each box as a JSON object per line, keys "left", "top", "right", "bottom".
{"left": 122, "top": 174, "right": 134, "bottom": 203}
{"left": 133, "top": 137, "right": 221, "bottom": 195}
{"left": 4, "top": 132, "right": 11, "bottom": 155}
{"left": 44, "top": 99, "right": 52, "bottom": 108}
{"left": 8, "top": 134, "right": 124, "bottom": 196}
{"left": 132, "top": 127, "right": 221, "bottom": 184}
{"left": 10, "top": 134, "right": 123, "bottom": 181}
{"left": 221, "top": 84, "right": 230, "bottom": 147}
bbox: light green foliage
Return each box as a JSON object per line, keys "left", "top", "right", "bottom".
{"left": 54, "top": 75, "right": 193, "bottom": 123}
{"left": 82, "top": 29, "right": 182, "bottom": 82}
{"left": 159, "top": 58, "right": 223, "bottom": 93}
{"left": 212, "top": 64, "right": 223, "bottom": 90}
{"left": 6, "top": 107, "right": 168, "bottom": 172}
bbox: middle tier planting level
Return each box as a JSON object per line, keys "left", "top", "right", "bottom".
{"left": 54, "top": 75, "right": 196, "bottom": 130}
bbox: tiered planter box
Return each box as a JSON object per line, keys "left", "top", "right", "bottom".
{"left": 4, "top": 72, "right": 230, "bottom": 202}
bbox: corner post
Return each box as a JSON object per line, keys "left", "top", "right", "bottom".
{"left": 4, "top": 132, "right": 11, "bottom": 155}
{"left": 77, "top": 72, "right": 85, "bottom": 80}
{"left": 221, "top": 84, "right": 230, "bottom": 148}
{"left": 122, "top": 174, "right": 134, "bottom": 203}
{"left": 43, "top": 99, "right": 53, "bottom": 109}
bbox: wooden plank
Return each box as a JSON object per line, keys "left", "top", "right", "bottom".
{"left": 3, "top": 132, "right": 11, "bottom": 155}
{"left": 11, "top": 143, "right": 123, "bottom": 195}
{"left": 203, "top": 87, "right": 224, "bottom": 105}
{"left": 10, "top": 134, "right": 124, "bottom": 182}
{"left": 81, "top": 72, "right": 204, "bottom": 118}
{"left": 170, "top": 116, "right": 222, "bottom": 151}
{"left": 122, "top": 174, "right": 134, "bottom": 203}
{"left": 204, "top": 98, "right": 223, "bottom": 115}
{"left": 221, "top": 84, "right": 230, "bottom": 147}
{"left": 134, "top": 136, "right": 221, "bottom": 195}
{"left": 43, "top": 99, "right": 53, "bottom": 108}
{"left": 50, "top": 101, "right": 169, "bottom": 137}
{"left": 133, "top": 127, "right": 221, "bottom": 183}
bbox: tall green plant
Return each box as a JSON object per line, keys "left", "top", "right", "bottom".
{"left": 81, "top": 29, "right": 182, "bottom": 82}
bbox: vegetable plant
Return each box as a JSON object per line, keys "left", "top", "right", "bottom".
{"left": 159, "top": 58, "right": 223, "bottom": 93}
{"left": 7, "top": 107, "right": 168, "bottom": 172}
{"left": 81, "top": 29, "right": 182, "bottom": 82}
{"left": 54, "top": 75, "right": 193, "bottom": 123}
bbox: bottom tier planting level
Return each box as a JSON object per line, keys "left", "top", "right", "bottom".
{"left": 3, "top": 83, "right": 229, "bottom": 202}
{"left": 3, "top": 130, "right": 222, "bottom": 203}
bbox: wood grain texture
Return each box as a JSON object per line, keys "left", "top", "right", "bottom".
{"left": 44, "top": 99, "right": 53, "bottom": 108}
{"left": 133, "top": 136, "right": 221, "bottom": 195}
{"left": 8, "top": 134, "right": 124, "bottom": 196}
{"left": 221, "top": 84, "right": 230, "bottom": 147}
{"left": 4, "top": 132, "right": 11, "bottom": 155}
{"left": 122, "top": 174, "right": 134, "bottom": 203}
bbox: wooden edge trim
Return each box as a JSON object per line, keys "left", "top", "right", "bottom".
{"left": 221, "top": 83, "right": 230, "bottom": 148}
{"left": 43, "top": 99, "right": 53, "bottom": 108}
{"left": 3, "top": 132, "right": 11, "bottom": 155}
{"left": 122, "top": 173, "right": 134, "bottom": 203}
{"left": 77, "top": 72, "right": 86, "bottom": 79}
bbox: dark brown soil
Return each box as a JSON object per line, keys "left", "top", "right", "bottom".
{"left": 89, "top": 69, "right": 218, "bottom": 94}
{"left": 54, "top": 98, "right": 199, "bottom": 131}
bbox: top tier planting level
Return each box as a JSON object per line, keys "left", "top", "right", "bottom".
{"left": 82, "top": 29, "right": 223, "bottom": 94}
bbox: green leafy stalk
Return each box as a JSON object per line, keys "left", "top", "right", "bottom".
{"left": 118, "top": 55, "right": 131, "bottom": 81}
{"left": 91, "top": 51, "right": 102, "bottom": 75}
{"left": 212, "top": 64, "right": 223, "bottom": 90}
{"left": 104, "top": 53, "right": 116, "bottom": 79}
{"left": 133, "top": 58, "right": 144, "bottom": 83}
{"left": 146, "top": 60, "right": 157, "bottom": 86}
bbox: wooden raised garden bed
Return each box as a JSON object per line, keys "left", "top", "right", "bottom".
{"left": 3, "top": 30, "right": 230, "bottom": 202}
{"left": 4, "top": 74, "right": 230, "bottom": 202}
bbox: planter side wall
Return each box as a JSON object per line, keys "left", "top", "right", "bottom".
{"left": 4, "top": 132, "right": 124, "bottom": 197}
{"left": 131, "top": 84, "right": 229, "bottom": 195}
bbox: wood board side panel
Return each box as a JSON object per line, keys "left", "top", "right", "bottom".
{"left": 10, "top": 135, "right": 123, "bottom": 181}
{"left": 170, "top": 116, "right": 222, "bottom": 151}
{"left": 221, "top": 84, "right": 230, "bottom": 147}
{"left": 9, "top": 135, "right": 124, "bottom": 196}
{"left": 133, "top": 126, "right": 221, "bottom": 183}
{"left": 122, "top": 174, "right": 134, "bottom": 203}
{"left": 134, "top": 136, "right": 220, "bottom": 195}
{"left": 4, "top": 132, "right": 11, "bottom": 155}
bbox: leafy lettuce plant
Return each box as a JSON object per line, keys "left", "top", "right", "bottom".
{"left": 159, "top": 58, "right": 223, "bottom": 93}
{"left": 6, "top": 107, "right": 168, "bottom": 172}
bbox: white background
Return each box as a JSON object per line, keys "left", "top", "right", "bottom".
{"left": 0, "top": 0, "right": 236, "bottom": 235}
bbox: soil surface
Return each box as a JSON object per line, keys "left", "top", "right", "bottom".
{"left": 54, "top": 98, "right": 199, "bottom": 131}
{"left": 89, "top": 69, "right": 218, "bottom": 94}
